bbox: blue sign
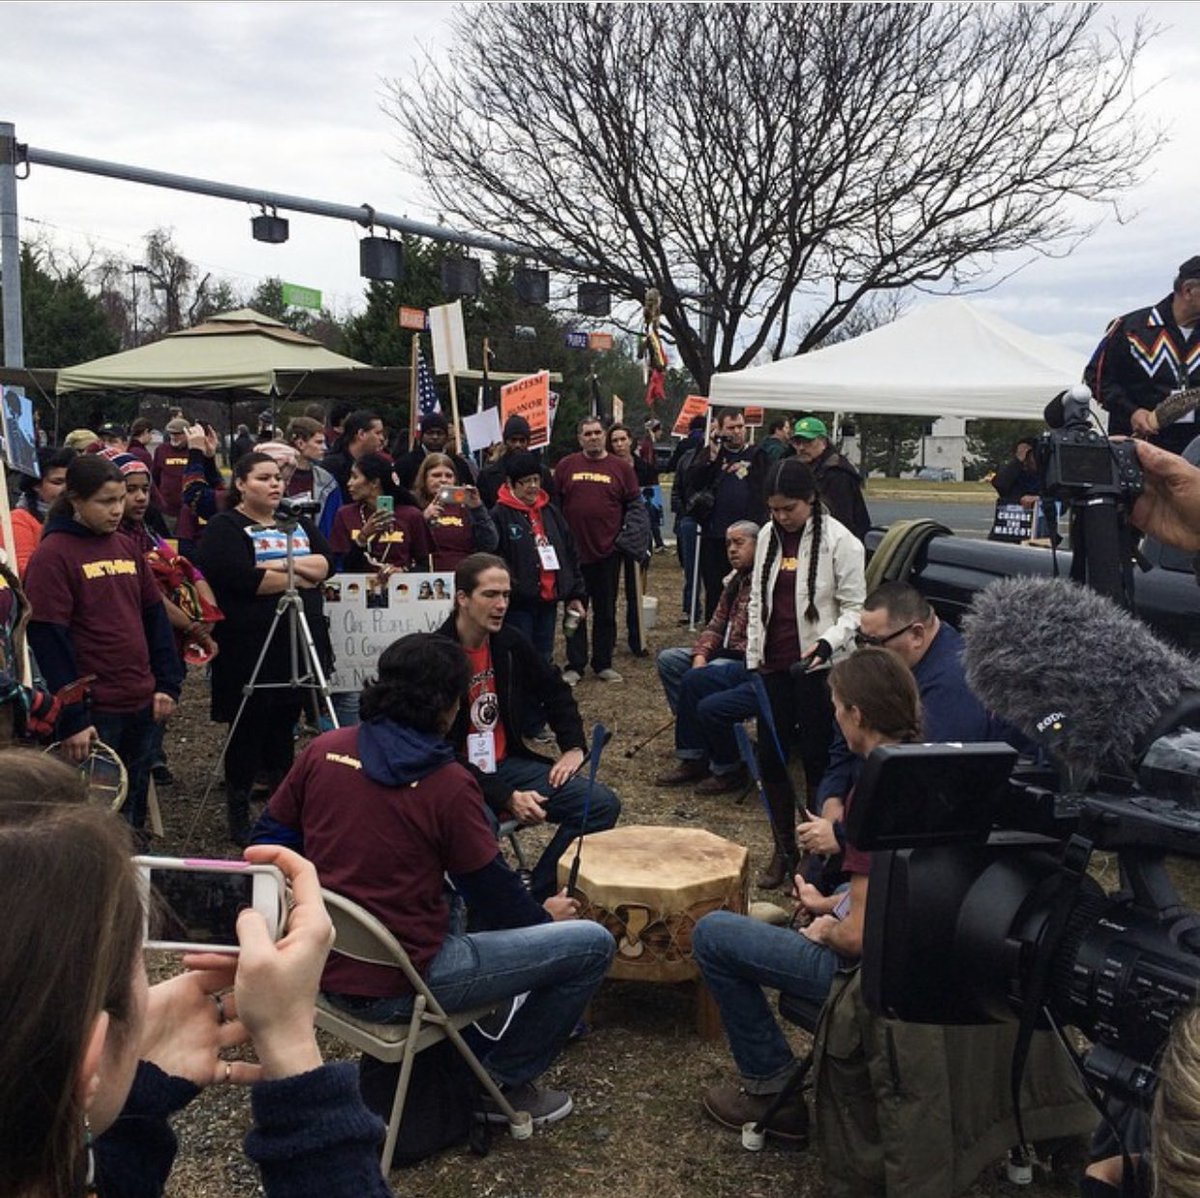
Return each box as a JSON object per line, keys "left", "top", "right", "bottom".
{"left": 564, "top": 331, "right": 589, "bottom": 350}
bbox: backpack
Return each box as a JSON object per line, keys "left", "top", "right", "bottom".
{"left": 357, "top": 1040, "right": 491, "bottom": 1167}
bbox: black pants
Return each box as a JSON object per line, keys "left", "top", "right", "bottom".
{"left": 756, "top": 667, "right": 835, "bottom": 797}
{"left": 620, "top": 553, "right": 646, "bottom": 655}
{"left": 224, "top": 690, "right": 305, "bottom": 795}
{"left": 699, "top": 537, "right": 730, "bottom": 621}
{"left": 566, "top": 556, "right": 621, "bottom": 674}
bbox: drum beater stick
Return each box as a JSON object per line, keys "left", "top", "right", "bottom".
{"left": 566, "top": 722, "right": 610, "bottom": 898}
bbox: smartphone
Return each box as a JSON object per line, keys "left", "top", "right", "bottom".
{"left": 375, "top": 495, "right": 395, "bottom": 515}
{"left": 134, "top": 856, "right": 287, "bottom": 953}
{"left": 438, "top": 485, "right": 468, "bottom": 505}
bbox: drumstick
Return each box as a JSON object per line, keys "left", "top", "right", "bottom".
{"left": 623, "top": 715, "right": 673, "bottom": 758}
{"left": 729, "top": 720, "right": 796, "bottom": 883}
{"left": 566, "top": 722, "right": 609, "bottom": 898}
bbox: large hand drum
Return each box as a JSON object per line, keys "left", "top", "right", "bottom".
{"left": 43, "top": 740, "right": 128, "bottom": 810}
{"left": 559, "top": 826, "right": 749, "bottom": 983}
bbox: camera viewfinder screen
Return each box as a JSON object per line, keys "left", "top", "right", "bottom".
{"left": 1058, "top": 443, "right": 1114, "bottom": 487}
{"left": 148, "top": 868, "right": 255, "bottom": 945}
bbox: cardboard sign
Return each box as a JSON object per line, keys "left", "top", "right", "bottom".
{"left": 672, "top": 394, "right": 709, "bottom": 437}
{"left": 500, "top": 370, "right": 551, "bottom": 450}
{"left": 743, "top": 406, "right": 765, "bottom": 427}
{"left": 1, "top": 386, "right": 38, "bottom": 478}
{"left": 462, "top": 406, "right": 503, "bottom": 454}
{"left": 325, "top": 572, "right": 454, "bottom": 693}
{"left": 429, "top": 300, "right": 469, "bottom": 376}
{"left": 988, "top": 503, "right": 1034, "bottom": 543}
{"left": 397, "top": 305, "right": 427, "bottom": 331}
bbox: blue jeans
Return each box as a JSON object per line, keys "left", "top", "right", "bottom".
{"left": 505, "top": 602, "right": 558, "bottom": 664}
{"left": 493, "top": 754, "right": 620, "bottom": 900}
{"left": 656, "top": 647, "right": 692, "bottom": 714}
{"left": 676, "top": 516, "right": 699, "bottom": 621}
{"left": 330, "top": 690, "right": 361, "bottom": 728}
{"left": 329, "top": 920, "right": 615, "bottom": 1088}
{"left": 93, "top": 705, "right": 157, "bottom": 831}
{"left": 692, "top": 909, "right": 840, "bottom": 1092}
{"left": 675, "top": 660, "right": 757, "bottom": 773}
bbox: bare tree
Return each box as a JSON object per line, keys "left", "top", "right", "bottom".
{"left": 386, "top": 3, "right": 1160, "bottom": 390}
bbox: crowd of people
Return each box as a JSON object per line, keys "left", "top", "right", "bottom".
{"left": 5, "top": 322, "right": 1200, "bottom": 1196}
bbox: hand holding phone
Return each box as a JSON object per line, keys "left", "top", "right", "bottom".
{"left": 135, "top": 856, "right": 287, "bottom": 953}
{"left": 375, "top": 495, "right": 395, "bottom": 515}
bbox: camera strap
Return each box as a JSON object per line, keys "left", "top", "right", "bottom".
{"left": 1008, "top": 835, "right": 1092, "bottom": 1155}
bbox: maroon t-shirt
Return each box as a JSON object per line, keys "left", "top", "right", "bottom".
{"left": 763, "top": 528, "right": 802, "bottom": 671}
{"left": 329, "top": 503, "right": 432, "bottom": 573}
{"left": 267, "top": 727, "right": 499, "bottom": 996}
{"left": 552, "top": 451, "right": 638, "bottom": 564}
{"left": 427, "top": 505, "right": 475, "bottom": 572}
{"left": 152, "top": 442, "right": 189, "bottom": 517}
{"left": 24, "top": 526, "right": 163, "bottom": 712}
{"left": 840, "top": 787, "right": 871, "bottom": 877}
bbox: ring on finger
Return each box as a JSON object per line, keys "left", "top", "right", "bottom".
{"left": 224, "top": 1061, "right": 233, "bottom": 1084}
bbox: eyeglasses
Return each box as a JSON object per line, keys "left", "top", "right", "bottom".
{"left": 854, "top": 621, "right": 917, "bottom": 648}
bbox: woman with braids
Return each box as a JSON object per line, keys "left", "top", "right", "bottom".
{"left": 693, "top": 647, "right": 921, "bottom": 1139}
{"left": 745, "top": 457, "right": 866, "bottom": 888}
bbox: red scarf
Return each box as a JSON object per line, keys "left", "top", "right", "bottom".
{"left": 497, "top": 482, "right": 556, "bottom": 602}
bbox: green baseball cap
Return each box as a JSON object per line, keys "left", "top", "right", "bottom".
{"left": 791, "top": 416, "right": 828, "bottom": 441}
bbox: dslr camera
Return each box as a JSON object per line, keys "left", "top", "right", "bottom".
{"left": 276, "top": 496, "right": 321, "bottom": 523}
{"left": 1037, "top": 385, "right": 1143, "bottom": 505}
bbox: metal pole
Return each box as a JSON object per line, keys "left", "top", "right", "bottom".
{"left": 0, "top": 123, "right": 24, "bottom": 368}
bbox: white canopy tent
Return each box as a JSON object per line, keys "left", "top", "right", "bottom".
{"left": 708, "top": 297, "right": 1086, "bottom": 420}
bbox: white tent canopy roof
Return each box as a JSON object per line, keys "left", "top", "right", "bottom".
{"left": 709, "top": 297, "right": 1085, "bottom": 420}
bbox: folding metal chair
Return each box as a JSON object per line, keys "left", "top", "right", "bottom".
{"left": 313, "top": 888, "right": 532, "bottom": 1172}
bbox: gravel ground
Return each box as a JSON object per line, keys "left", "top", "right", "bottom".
{"left": 150, "top": 553, "right": 1083, "bottom": 1198}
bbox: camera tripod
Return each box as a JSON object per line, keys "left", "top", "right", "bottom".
{"left": 188, "top": 514, "right": 338, "bottom": 841}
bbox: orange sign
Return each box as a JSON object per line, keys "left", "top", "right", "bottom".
{"left": 500, "top": 370, "right": 551, "bottom": 450}
{"left": 397, "top": 306, "right": 427, "bottom": 331}
{"left": 743, "top": 406, "right": 764, "bottom": 427}
{"left": 588, "top": 332, "right": 614, "bottom": 352}
{"left": 672, "top": 394, "right": 709, "bottom": 437}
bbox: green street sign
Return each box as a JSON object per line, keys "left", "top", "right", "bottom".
{"left": 281, "top": 282, "right": 322, "bottom": 310}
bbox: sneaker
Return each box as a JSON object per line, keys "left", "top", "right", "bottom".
{"left": 702, "top": 1081, "right": 808, "bottom": 1143}
{"left": 562, "top": 669, "right": 581, "bottom": 687}
{"left": 596, "top": 668, "right": 623, "bottom": 682}
{"left": 479, "top": 1081, "right": 573, "bottom": 1127}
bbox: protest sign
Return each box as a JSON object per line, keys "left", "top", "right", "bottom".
{"left": 672, "top": 394, "right": 709, "bottom": 437}
{"left": 500, "top": 370, "right": 551, "bottom": 449}
{"left": 325, "top": 572, "right": 454, "bottom": 693}
{"left": 429, "top": 300, "right": 469, "bottom": 376}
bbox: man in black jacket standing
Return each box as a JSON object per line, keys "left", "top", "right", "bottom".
{"left": 791, "top": 417, "right": 871, "bottom": 541}
{"left": 1085, "top": 256, "right": 1200, "bottom": 455}
{"left": 439, "top": 553, "right": 621, "bottom": 900}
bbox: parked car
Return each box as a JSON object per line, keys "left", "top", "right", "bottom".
{"left": 915, "top": 466, "right": 957, "bottom": 482}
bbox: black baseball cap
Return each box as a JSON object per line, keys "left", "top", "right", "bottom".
{"left": 1178, "top": 256, "right": 1200, "bottom": 282}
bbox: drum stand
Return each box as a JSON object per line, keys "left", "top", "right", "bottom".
{"left": 187, "top": 518, "right": 338, "bottom": 841}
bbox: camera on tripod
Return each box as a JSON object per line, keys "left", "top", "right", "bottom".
{"left": 1036, "top": 384, "right": 1143, "bottom": 505}
{"left": 851, "top": 737, "right": 1200, "bottom": 1108}
{"left": 275, "top": 496, "right": 321, "bottom": 525}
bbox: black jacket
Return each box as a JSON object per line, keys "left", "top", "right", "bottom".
{"left": 810, "top": 445, "right": 871, "bottom": 542}
{"left": 436, "top": 614, "right": 586, "bottom": 815}
{"left": 490, "top": 498, "right": 586, "bottom": 608}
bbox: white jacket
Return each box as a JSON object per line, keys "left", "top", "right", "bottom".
{"left": 745, "top": 511, "right": 865, "bottom": 670}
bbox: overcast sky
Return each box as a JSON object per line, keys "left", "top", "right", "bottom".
{"left": 4, "top": 1, "right": 1198, "bottom": 365}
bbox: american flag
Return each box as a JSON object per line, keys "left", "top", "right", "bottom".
{"left": 416, "top": 346, "right": 442, "bottom": 420}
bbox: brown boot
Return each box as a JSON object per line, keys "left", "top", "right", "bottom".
{"left": 758, "top": 780, "right": 799, "bottom": 889}
{"left": 757, "top": 849, "right": 789, "bottom": 890}
{"left": 655, "top": 759, "right": 709, "bottom": 787}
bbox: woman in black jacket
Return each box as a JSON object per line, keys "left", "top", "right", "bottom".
{"left": 490, "top": 451, "right": 585, "bottom": 667}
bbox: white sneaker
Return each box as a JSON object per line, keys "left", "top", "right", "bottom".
{"left": 561, "top": 669, "right": 581, "bottom": 687}
{"left": 596, "top": 668, "right": 623, "bottom": 682}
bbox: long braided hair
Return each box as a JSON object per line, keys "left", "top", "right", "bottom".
{"left": 761, "top": 458, "right": 823, "bottom": 623}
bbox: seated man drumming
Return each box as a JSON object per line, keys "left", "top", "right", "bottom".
{"left": 253, "top": 632, "right": 615, "bottom": 1125}
{"left": 654, "top": 520, "right": 759, "bottom": 794}
{"left": 438, "top": 553, "right": 621, "bottom": 900}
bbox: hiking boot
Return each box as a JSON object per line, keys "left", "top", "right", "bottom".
{"left": 695, "top": 767, "right": 748, "bottom": 795}
{"left": 479, "top": 1081, "right": 573, "bottom": 1126}
{"left": 655, "top": 760, "right": 710, "bottom": 787}
{"left": 561, "top": 669, "right": 581, "bottom": 687}
{"left": 757, "top": 849, "right": 790, "bottom": 890}
{"left": 596, "top": 668, "right": 623, "bottom": 682}
{"left": 702, "top": 1081, "right": 808, "bottom": 1144}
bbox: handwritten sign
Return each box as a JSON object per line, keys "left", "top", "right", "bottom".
{"left": 500, "top": 370, "right": 551, "bottom": 449}
{"left": 325, "top": 572, "right": 453, "bottom": 693}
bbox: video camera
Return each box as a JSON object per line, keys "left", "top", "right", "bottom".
{"left": 852, "top": 739, "right": 1200, "bottom": 1107}
{"left": 275, "top": 495, "right": 321, "bottom": 524}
